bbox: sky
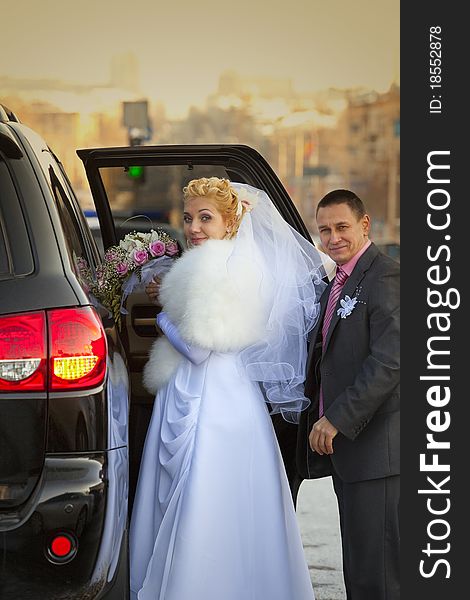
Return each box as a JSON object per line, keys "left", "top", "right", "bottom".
{"left": 1, "top": 0, "right": 399, "bottom": 117}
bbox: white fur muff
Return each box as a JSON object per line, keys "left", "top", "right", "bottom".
{"left": 143, "top": 239, "right": 267, "bottom": 394}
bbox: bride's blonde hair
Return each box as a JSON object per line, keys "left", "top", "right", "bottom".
{"left": 182, "top": 177, "right": 245, "bottom": 238}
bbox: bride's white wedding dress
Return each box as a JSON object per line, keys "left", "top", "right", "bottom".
{"left": 129, "top": 236, "right": 317, "bottom": 600}
{"left": 130, "top": 351, "right": 314, "bottom": 600}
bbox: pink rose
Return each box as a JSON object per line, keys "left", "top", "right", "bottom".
{"left": 133, "top": 249, "right": 149, "bottom": 265}
{"left": 165, "top": 242, "right": 179, "bottom": 256}
{"left": 149, "top": 240, "right": 165, "bottom": 257}
{"left": 116, "top": 261, "right": 129, "bottom": 276}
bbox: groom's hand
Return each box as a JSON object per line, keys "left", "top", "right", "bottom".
{"left": 309, "top": 417, "right": 338, "bottom": 455}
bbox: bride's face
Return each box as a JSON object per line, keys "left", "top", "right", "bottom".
{"left": 183, "top": 196, "right": 229, "bottom": 247}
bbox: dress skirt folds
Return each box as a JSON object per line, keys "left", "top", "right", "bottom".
{"left": 129, "top": 352, "right": 315, "bottom": 600}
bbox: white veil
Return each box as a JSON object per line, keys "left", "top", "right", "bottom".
{"left": 228, "top": 182, "right": 333, "bottom": 423}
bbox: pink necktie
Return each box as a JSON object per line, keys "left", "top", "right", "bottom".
{"left": 318, "top": 266, "right": 349, "bottom": 417}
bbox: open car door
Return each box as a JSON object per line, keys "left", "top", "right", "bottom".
{"left": 77, "top": 143, "right": 313, "bottom": 506}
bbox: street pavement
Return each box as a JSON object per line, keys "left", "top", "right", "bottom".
{"left": 297, "top": 477, "right": 346, "bottom": 600}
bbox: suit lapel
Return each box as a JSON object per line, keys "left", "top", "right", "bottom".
{"left": 322, "top": 244, "right": 379, "bottom": 355}
{"left": 306, "top": 279, "right": 331, "bottom": 373}
{"left": 318, "top": 280, "right": 332, "bottom": 325}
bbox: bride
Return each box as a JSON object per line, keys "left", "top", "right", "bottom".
{"left": 129, "top": 177, "right": 328, "bottom": 600}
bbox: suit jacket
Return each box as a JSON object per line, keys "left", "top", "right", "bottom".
{"left": 297, "top": 243, "right": 400, "bottom": 483}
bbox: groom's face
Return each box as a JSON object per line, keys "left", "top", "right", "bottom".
{"left": 316, "top": 203, "right": 370, "bottom": 265}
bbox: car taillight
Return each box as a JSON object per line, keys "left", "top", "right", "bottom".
{"left": 49, "top": 307, "right": 107, "bottom": 391}
{"left": 0, "top": 312, "right": 47, "bottom": 391}
{"left": 0, "top": 307, "right": 107, "bottom": 392}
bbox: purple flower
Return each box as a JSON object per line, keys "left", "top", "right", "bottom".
{"left": 165, "top": 242, "right": 179, "bottom": 256}
{"left": 149, "top": 240, "right": 166, "bottom": 257}
{"left": 116, "top": 261, "right": 129, "bottom": 276}
{"left": 133, "top": 249, "right": 149, "bottom": 266}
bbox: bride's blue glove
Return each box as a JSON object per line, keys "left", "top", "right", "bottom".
{"left": 156, "top": 311, "right": 210, "bottom": 365}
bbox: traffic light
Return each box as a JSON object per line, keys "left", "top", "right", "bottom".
{"left": 126, "top": 164, "right": 145, "bottom": 183}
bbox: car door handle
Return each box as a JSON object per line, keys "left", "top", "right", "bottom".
{"left": 133, "top": 317, "right": 156, "bottom": 327}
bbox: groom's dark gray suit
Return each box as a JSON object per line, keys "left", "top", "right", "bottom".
{"left": 297, "top": 242, "right": 400, "bottom": 599}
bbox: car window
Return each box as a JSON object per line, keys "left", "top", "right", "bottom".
{"left": 56, "top": 161, "right": 102, "bottom": 266}
{"left": 19, "top": 128, "right": 99, "bottom": 277}
{"left": 32, "top": 145, "right": 96, "bottom": 286}
{"left": 94, "top": 164, "right": 228, "bottom": 250}
{"left": 48, "top": 166, "right": 93, "bottom": 281}
{"left": 0, "top": 158, "right": 34, "bottom": 278}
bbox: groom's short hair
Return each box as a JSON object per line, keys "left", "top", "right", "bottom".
{"left": 316, "top": 189, "right": 366, "bottom": 221}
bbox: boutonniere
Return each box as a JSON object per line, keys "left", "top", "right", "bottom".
{"left": 336, "top": 284, "right": 366, "bottom": 319}
{"left": 337, "top": 295, "right": 358, "bottom": 319}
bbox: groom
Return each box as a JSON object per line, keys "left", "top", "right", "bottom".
{"left": 297, "top": 189, "right": 400, "bottom": 599}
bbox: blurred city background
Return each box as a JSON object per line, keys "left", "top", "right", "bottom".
{"left": 0, "top": 0, "right": 399, "bottom": 252}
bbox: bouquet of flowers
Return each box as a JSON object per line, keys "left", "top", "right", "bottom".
{"left": 78, "top": 229, "right": 180, "bottom": 329}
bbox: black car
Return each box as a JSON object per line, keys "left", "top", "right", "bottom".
{"left": 0, "top": 106, "right": 129, "bottom": 599}
{"left": 1, "top": 105, "right": 313, "bottom": 598}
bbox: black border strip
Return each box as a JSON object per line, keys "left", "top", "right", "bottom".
{"left": 401, "top": 3, "right": 464, "bottom": 597}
